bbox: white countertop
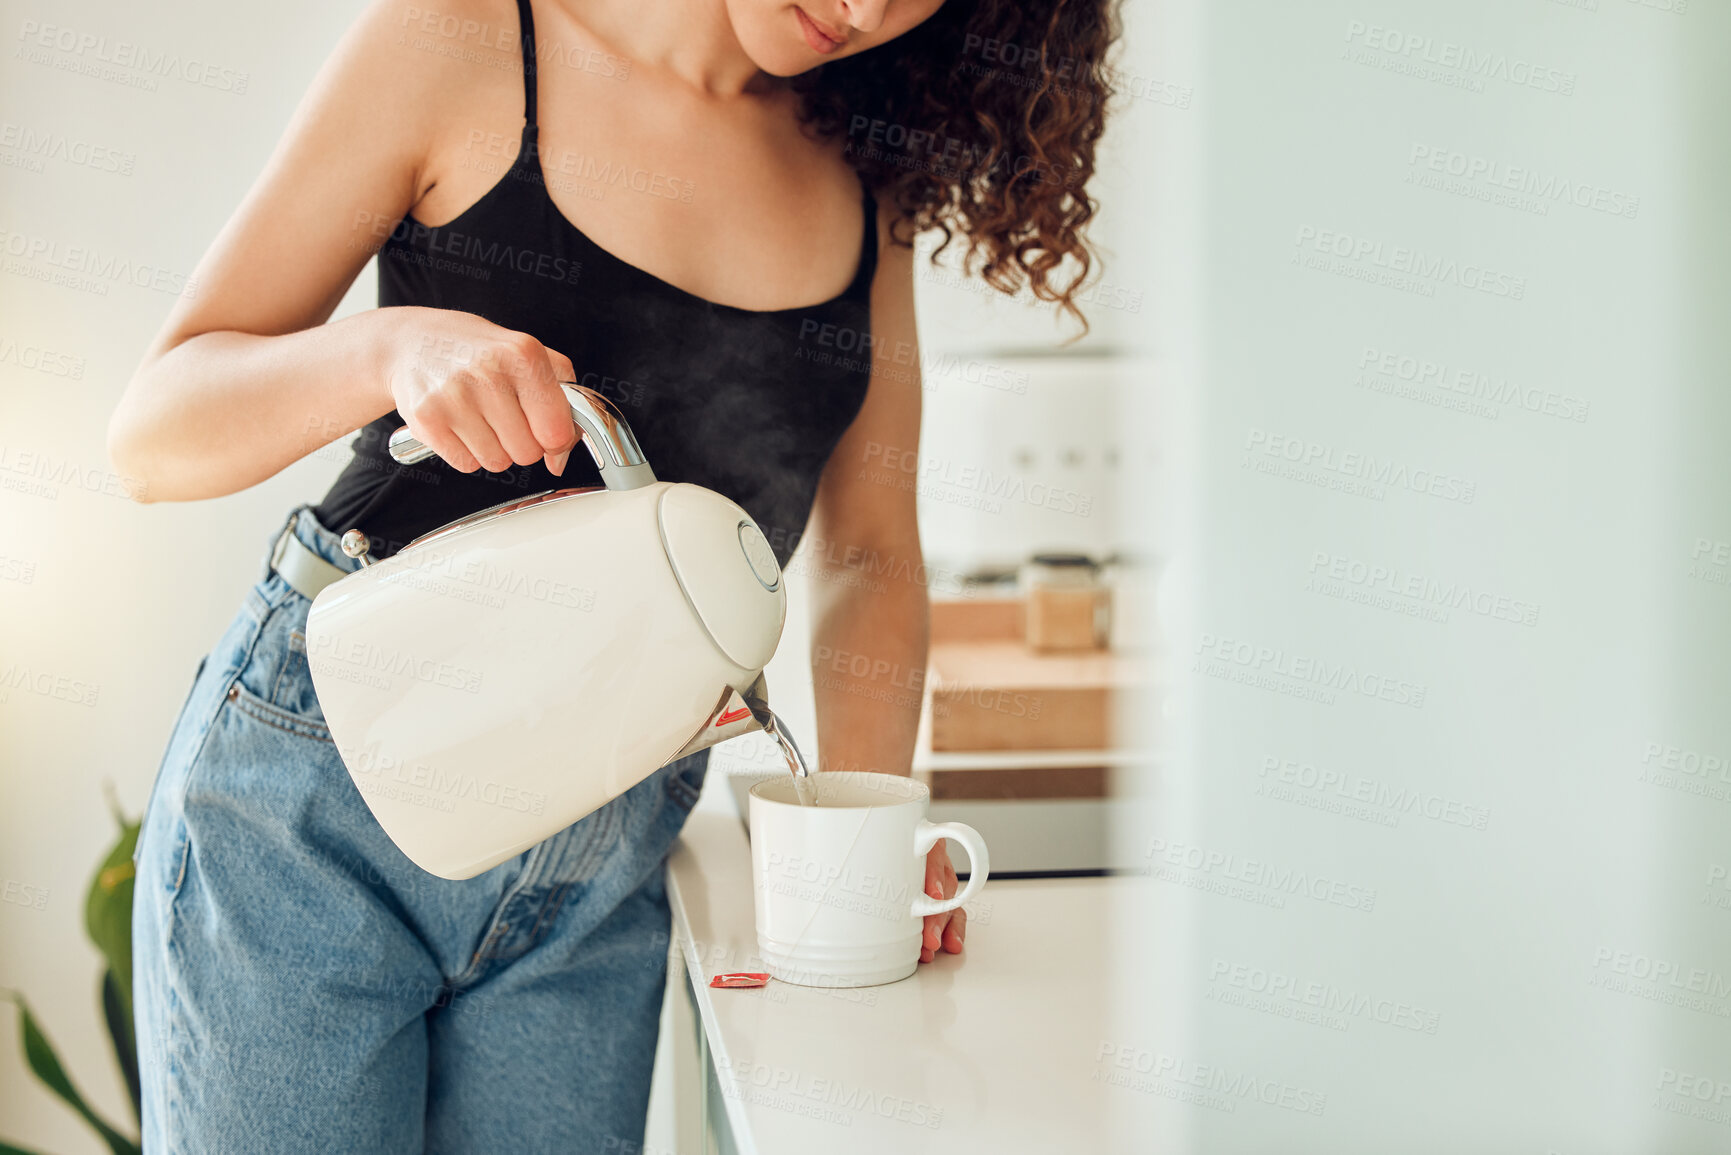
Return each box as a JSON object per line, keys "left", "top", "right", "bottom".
{"left": 664, "top": 787, "right": 1156, "bottom": 1154}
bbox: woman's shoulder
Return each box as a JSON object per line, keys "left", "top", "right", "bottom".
{"left": 332, "top": 0, "right": 529, "bottom": 198}
{"left": 340, "top": 0, "right": 526, "bottom": 126}
{"left": 369, "top": 0, "right": 529, "bottom": 65}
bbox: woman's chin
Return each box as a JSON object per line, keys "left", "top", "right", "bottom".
{"left": 730, "top": 11, "right": 835, "bottom": 78}
{"left": 744, "top": 43, "right": 826, "bottom": 78}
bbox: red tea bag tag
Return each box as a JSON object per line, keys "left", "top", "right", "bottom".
{"left": 709, "top": 972, "right": 771, "bottom": 989}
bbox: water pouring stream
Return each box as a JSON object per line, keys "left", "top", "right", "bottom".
{"left": 743, "top": 693, "right": 817, "bottom": 806}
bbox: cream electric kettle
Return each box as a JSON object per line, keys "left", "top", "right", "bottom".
{"left": 305, "top": 383, "right": 785, "bottom": 879}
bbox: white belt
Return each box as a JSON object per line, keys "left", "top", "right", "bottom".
{"left": 269, "top": 514, "right": 350, "bottom": 601}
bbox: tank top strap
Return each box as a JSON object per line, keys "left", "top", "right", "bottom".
{"left": 514, "top": 0, "right": 539, "bottom": 130}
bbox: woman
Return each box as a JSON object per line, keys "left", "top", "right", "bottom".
{"left": 108, "top": 0, "right": 1114, "bottom": 1148}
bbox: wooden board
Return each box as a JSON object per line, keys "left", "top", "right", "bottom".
{"left": 930, "top": 596, "right": 1024, "bottom": 643}
{"left": 926, "top": 639, "right": 1145, "bottom": 751}
{"left": 928, "top": 765, "right": 1109, "bottom": 800}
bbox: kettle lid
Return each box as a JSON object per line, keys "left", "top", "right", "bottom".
{"left": 657, "top": 484, "right": 787, "bottom": 672}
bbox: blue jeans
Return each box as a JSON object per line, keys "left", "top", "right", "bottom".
{"left": 131, "top": 503, "right": 707, "bottom": 1153}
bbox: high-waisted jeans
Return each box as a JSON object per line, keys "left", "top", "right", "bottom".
{"left": 131, "top": 502, "right": 707, "bottom": 1153}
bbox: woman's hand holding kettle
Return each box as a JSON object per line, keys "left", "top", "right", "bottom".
{"left": 382, "top": 307, "right": 583, "bottom": 477}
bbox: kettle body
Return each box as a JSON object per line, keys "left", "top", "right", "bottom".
{"left": 305, "top": 385, "right": 786, "bottom": 879}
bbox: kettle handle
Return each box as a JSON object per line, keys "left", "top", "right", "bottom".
{"left": 385, "top": 381, "right": 658, "bottom": 492}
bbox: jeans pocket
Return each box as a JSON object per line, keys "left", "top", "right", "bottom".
{"left": 269, "top": 627, "right": 327, "bottom": 723}
{"left": 165, "top": 815, "right": 192, "bottom": 897}
{"left": 230, "top": 592, "right": 331, "bottom": 739}
{"left": 225, "top": 678, "right": 334, "bottom": 744}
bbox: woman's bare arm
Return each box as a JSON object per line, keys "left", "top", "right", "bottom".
{"left": 806, "top": 202, "right": 928, "bottom": 779}
{"left": 108, "top": 0, "right": 578, "bottom": 502}
{"left": 805, "top": 204, "right": 962, "bottom": 960}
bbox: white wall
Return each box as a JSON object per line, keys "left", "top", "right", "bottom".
{"left": 2, "top": 1, "right": 389, "bottom": 1149}
{"left": 1114, "top": 0, "right": 1731, "bottom": 1151}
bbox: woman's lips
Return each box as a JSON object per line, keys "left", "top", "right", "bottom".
{"left": 795, "top": 6, "right": 846, "bottom": 54}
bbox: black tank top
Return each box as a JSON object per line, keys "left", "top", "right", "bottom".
{"left": 310, "top": 0, "right": 877, "bottom": 565}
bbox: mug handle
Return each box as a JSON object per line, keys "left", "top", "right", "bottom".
{"left": 910, "top": 820, "right": 990, "bottom": 917}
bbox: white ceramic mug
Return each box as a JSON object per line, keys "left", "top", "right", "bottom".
{"left": 748, "top": 771, "right": 990, "bottom": 987}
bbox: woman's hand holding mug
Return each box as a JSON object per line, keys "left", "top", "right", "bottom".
{"left": 922, "top": 839, "right": 968, "bottom": 963}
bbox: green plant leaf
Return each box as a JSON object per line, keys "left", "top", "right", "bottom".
{"left": 85, "top": 806, "right": 139, "bottom": 1025}
{"left": 101, "top": 969, "right": 141, "bottom": 1125}
{"left": 6, "top": 993, "right": 142, "bottom": 1155}
{"left": 86, "top": 797, "right": 141, "bottom": 1125}
{"left": 0, "top": 1139, "right": 53, "bottom": 1154}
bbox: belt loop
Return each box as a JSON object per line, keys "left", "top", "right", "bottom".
{"left": 268, "top": 511, "right": 294, "bottom": 579}
{"left": 268, "top": 508, "right": 353, "bottom": 601}
{"left": 263, "top": 513, "right": 286, "bottom": 585}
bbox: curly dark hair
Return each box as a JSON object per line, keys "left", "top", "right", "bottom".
{"left": 791, "top": 0, "right": 1121, "bottom": 337}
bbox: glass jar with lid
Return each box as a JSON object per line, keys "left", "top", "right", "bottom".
{"left": 1019, "top": 552, "right": 1109, "bottom": 651}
